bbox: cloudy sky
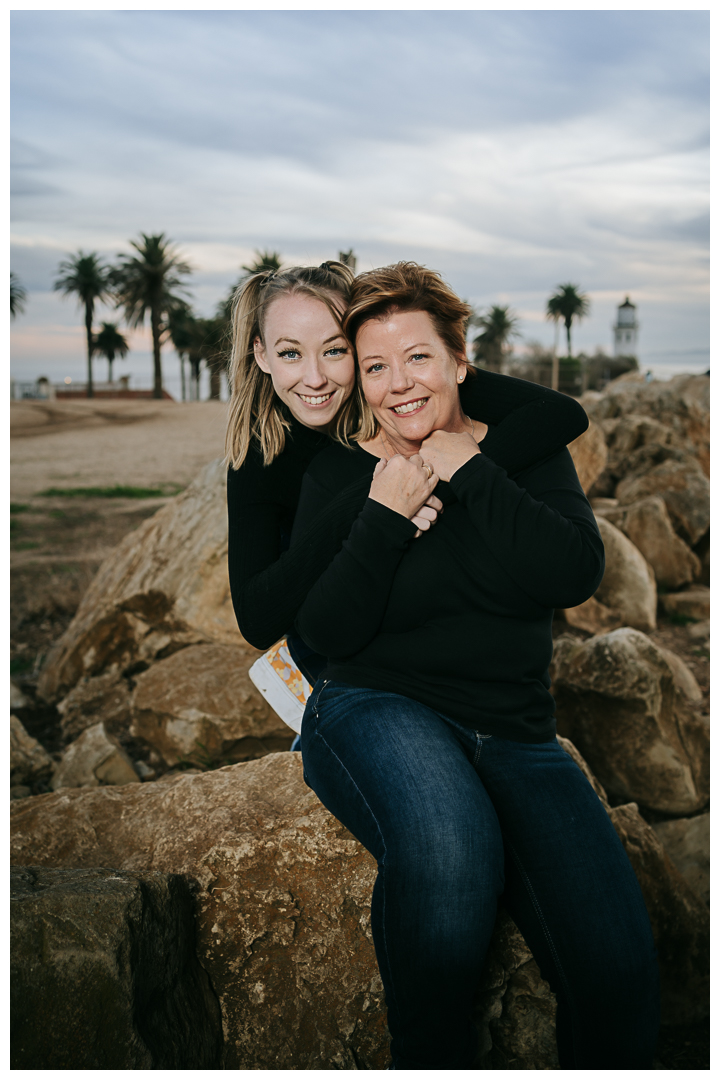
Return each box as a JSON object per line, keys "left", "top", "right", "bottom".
{"left": 11, "top": 10, "right": 709, "bottom": 397}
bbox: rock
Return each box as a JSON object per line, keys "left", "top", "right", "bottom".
{"left": 38, "top": 460, "right": 243, "bottom": 704}
{"left": 608, "top": 803, "right": 709, "bottom": 1024}
{"left": 57, "top": 672, "right": 134, "bottom": 743}
{"left": 10, "top": 755, "right": 392, "bottom": 1069}
{"left": 11, "top": 785, "right": 32, "bottom": 800}
{"left": 615, "top": 459, "right": 709, "bottom": 547}
{"left": 651, "top": 813, "right": 709, "bottom": 906}
{"left": 660, "top": 586, "right": 710, "bottom": 623}
{"left": 50, "top": 722, "right": 140, "bottom": 791}
{"left": 692, "top": 528, "right": 710, "bottom": 586}
{"left": 687, "top": 620, "right": 710, "bottom": 643}
{"left": 601, "top": 414, "right": 685, "bottom": 483}
{"left": 655, "top": 647, "right": 703, "bottom": 703}
{"left": 590, "top": 497, "right": 619, "bottom": 515}
{"left": 564, "top": 515, "right": 658, "bottom": 633}
{"left": 604, "top": 496, "right": 701, "bottom": 591}
{"left": 562, "top": 595, "right": 623, "bottom": 635}
{"left": 567, "top": 421, "right": 608, "bottom": 494}
{"left": 10, "top": 716, "right": 54, "bottom": 787}
{"left": 551, "top": 630, "right": 709, "bottom": 815}
{"left": 11, "top": 679, "right": 30, "bottom": 710}
{"left": 130, "top": 644, "right": 293, "bottom": 766}
{"left": 10, "top": 866, "right": 222, "bottom": 1069}
{"left": 474, "top": 909, "right": 558, "bottom": 1069}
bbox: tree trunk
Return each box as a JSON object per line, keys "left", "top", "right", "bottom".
{"left": 208, "top": 361, "right": 221, "bottom": 401}
{"left": 551, "top": 322, "right": 559, "bottom": 391}
{"left": 151, "top": 303, "right": 163, "bottom": 399}
{"left": 565, "top": 319, "right": 573, "bottom": 359}
{"left": 85, "top": 301, "right": 94, "bottom": 399}
{"left": 108, "top": 357, "right": 114, "bottom": 383}
{"left": 180, "top": 355, "right": 186, "bottom": 402}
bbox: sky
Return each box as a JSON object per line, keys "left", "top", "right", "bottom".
{"left": 10, "top": 9, "right": 710, "bottom": 399}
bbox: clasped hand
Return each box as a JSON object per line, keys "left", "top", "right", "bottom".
{"left": 419, "top": 429, "right": 481, "bottom": 482}
{"left": 369, "top": 454, "right": 442, "bottom": 537}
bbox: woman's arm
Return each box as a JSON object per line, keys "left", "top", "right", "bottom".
{"left": 461, "top": 370, "right": 588, "bottom": 476}
{"left": 449, "top": 449, "right": 604, "bottom": 609}
{"left": 292, "top": 470, "right": 417, "bottom": 658}
{"left": 227, "top": 461, "right": 373, "bottom": 649}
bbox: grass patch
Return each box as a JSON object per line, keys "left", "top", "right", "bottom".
{"left": 10, "top": 503, "right": 30, "bottom": 514}
{"left": 38, "top": 483, "right": 185, "bottom": 499}
{"left": 12, "top": 540, "right": 40, "bottom": 551}
{"left": 49, "top": 509, "right": 67, "bottom": 519}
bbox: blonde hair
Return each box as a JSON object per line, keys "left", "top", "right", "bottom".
{"left": 344, "top": 261, "right": 475, "bottom": 443}
{"left": 225, "top": 261, "right": 360, "bottom": 468}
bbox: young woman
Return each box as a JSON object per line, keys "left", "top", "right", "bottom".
{"left": 292, "top": 263, "right": 660, "bottom": 1069}
{"left": 225, "top": 260, "right": 589, "bottom": 691}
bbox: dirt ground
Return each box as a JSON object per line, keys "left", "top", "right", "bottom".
{"left": 9, "top": 400, "right": 709, "bottom": 1068}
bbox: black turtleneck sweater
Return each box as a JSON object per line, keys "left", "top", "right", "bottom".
{"left": 226, "top": 370, "right": 589, "bottom": 653}
{"left": 292, "top": 444, "right": 604, "bottom": 742}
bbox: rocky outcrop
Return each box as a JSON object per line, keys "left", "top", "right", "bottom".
{"left": 37, "top": 460, "right": 242, "bottom": 703}
{"left": 130, "top": 644, "right": 293, "bottom": 766}
{"left": 660, "top": 587, "right": 710, "bottom": 623}
{"left": 51, "top": 723, "right": 140, "bottom": 791}
{"left": 564, "top": 517, "right": 657, "bottom": 634}
{"left": 607, "top": 803, "right": 709, "bottom": 1025}
{"left": 567, "top": 421, "right": 607, "bottom": 494}
{"left": 57, "top": 672, "right": 134, "bottom": 743}
{"left": 602, "top": 496, "right": 701, "bottom": 590}
{"left": 10, "top": 866, "right": 222, "bottom": 1069}
{"left": 615, "top": 459, "right": 709, "bottom": 548}
{"left": 652, "top": 813, "right": 710, "bottom": 906}
{"left": 10, "top": 716, "right": 54, "bottom": 790}
{"left": 551, "top": 630, "right": 709, "bottom": 815}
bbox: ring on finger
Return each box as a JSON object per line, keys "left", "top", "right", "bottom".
{"left": 422, "top": 463, "right": 433, "bottom": 479}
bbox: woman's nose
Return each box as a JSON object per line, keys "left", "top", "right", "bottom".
{"left": 389, "top": 362, "right": 413, "bottom": 392}
{"left": 303, "top": 359, "right": 329, "bottom": 389}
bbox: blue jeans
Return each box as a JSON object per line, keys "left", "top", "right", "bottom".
{"left": 301, "top": 681, "right": 660, "bottom": 1070}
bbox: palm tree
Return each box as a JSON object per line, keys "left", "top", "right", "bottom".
{"left": 10, "top": 272, "right": 27, "bottom": 318}
{"left": 111, "top": 233, "right": 191, "bottom": 399}
{"left": 53, "top": 252, "right": 112, "bottom": 398}
{"left": 546, "top": 284, "right": 590, "bottom": 360}
{"left": 470, "top": 305, "right": 520, "bottom": 373}
{"left": 93, "top": 322, "right": 129, "bottom": 383}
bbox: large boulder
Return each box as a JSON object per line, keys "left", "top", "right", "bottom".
{"left": 57, "top": 672, "right": 134, "bottom": 743}
{"left": 564, "top": 517, "right": 656, "bottom": 633}
{"left": 615, "top": 459, "right": 710, "bottom": 547}
{"left": 10, "top": 866, "right": 222, "bottom": 1069}
{"left": 10, "top": 716, "right": 54, "bottom": 793}
{"left": 51, "top": 722, "right": 140, "bottom": 791}
{"left": 130, "top": 644, "right": 293, "bottom": 766}
{"left": 652, "top": 813, "right": 710, "bottom": 907}
{"left": 660, "top": 586, "right": 710, "bottom": 623}
{"left": 602, "top": 496, "right": 701, "bottom": 590}
{"left": 551, "top": 629, "right": 709, "bottom": 815}
{"left": 567, "top": 421, "right": 607, "bottom": 494}
{"left": 10, "top": 748, "right": 708, "bottom": 1065}
{"left": 37, "top": 460, "right": 241, "bottom": 703}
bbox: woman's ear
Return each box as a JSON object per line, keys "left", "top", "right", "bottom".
{"left": 456, "top": 358, "right": 469, "bottom": 384}
{"left": 253, "top": 337, "right": 271, "bottom": 374}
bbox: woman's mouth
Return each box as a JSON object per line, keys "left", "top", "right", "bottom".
{"left": 298, "top": 391, "right": 335, "bottom": 407}
{"left": 390, "top": 398, "right": 428, "bottom": 416}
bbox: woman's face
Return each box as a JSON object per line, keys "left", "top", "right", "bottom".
{"left": 357, "top": 309, "right": 468, "bottom": 453}
{"left": 254, "top": 291, "right": 355, "bottom": 429}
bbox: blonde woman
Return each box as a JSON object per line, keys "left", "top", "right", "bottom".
{"left": 225, "top": 260, "right": 588, "bottom": 697}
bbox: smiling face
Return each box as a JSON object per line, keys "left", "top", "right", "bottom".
{"left": 357, "top": 309, "right": 468, "bottom": 454}
{"left": 253, "top": 291, "right": 355, "bottom": 429}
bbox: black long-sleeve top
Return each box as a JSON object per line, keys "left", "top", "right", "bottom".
{"left": 292, "top": 444, "right": 604, "bottom": 742}
{"left": 226, "top": 371, "right": 589, "bottom": 652}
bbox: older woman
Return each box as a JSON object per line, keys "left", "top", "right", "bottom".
{"left": 292, "top": 263, "right": 660, "bottom": 1070}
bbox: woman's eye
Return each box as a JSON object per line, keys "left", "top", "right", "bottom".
{"left": 278, "top": 349, "right": 300, "bottom": 360}
{"left": 324, "top": 346, "right": 348, "bottom": 358}
{"left": 365, "top": 362, "right": 384, "bottom": 374}
{"left": 410, "top": 353, "right": 428, "bottom": 363}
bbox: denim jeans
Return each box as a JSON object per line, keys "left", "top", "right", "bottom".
{"left": 301, "top": 681, "right": 660, "bottom": 1070}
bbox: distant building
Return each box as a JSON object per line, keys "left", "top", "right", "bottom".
{"left": 10, "top": 376, "right": 174, "bottom": 401}
{"left": 613, "top": 296, "right": 638, "bottom": 357}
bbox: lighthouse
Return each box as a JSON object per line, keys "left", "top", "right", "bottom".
{"left": 613, "top": 296, "right": 638, "bottom": 357}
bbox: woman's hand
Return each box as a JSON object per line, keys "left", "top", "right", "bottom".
{"left": 369, "top": 455, "right": 438, "bottom": 520}
{"left": 411, "top": 493, "right": 443, "bottom": 539}
{"left": 420, "top": 430, "right": 481, "bottom": 482}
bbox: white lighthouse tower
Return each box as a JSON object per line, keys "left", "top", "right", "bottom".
{"left": 613, "top": 296, "right": 638, "bottom": 357}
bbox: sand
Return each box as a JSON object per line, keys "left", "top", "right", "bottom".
{"left": 11, "top": 400, "right": 229, "bottom": 499}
